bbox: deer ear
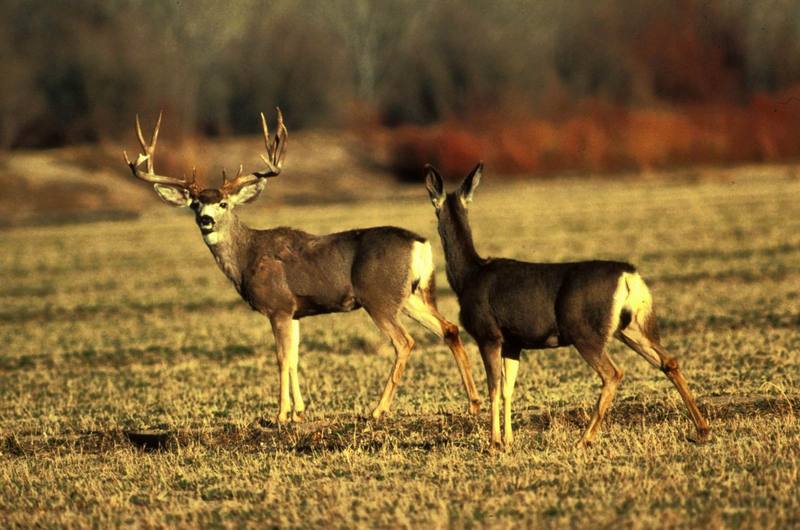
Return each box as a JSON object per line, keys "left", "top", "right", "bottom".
{"left": 425, "top": 164, "right": 445, "bottom": 208}
{"left": 153, "top": 184, "right": 192, "bottom": 207}
{"left": 229, "top": 179, "right": 266, "bottom": 205}
{"left": 458, "top": 162, "right": 483, "bottom": 204}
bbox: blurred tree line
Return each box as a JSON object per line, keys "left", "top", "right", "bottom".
{"left": 2, "top": 0, "right": 800, "bottom": 148}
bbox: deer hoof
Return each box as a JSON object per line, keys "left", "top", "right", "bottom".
{"left": 468, "top": 401, "right": 481, "bottom": 415}
{"left": 686, "top": 428, "right": 711, "bottom": 445}
{"left": 292, "top": 410, "right": 306, "bottom": 423}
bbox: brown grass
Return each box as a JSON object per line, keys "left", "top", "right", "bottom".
{"left": 1, "top": 170, "right": 799, "bottom": 527}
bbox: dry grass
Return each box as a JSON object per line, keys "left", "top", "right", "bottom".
{"left": 1, "top": 169, "right": 799, "bottom": 528}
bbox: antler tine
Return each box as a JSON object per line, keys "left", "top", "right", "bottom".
{"left": 150, "top": 111, "right": 162, "bottom": 160}
{"left": 274, "top": 107, "right": 287, "bottom": 165}
{"left": 219, "top": 162, "right": 248, "bottom": 188}
{"left": 135, "top": 114, "right": 147, "bottom": 149}
{"left": 260, "top": 111, "right": 271, "bottom": 156}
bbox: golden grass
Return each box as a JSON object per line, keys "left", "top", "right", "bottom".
{"left": 1, "top": 171, "right": 799, "bottom": 528}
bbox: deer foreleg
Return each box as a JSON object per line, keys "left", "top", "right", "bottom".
{"left": 270, "top": 315, "right": 293, "bottom": 424}
{"left": 287, "top": 319, "right": 305, "bottom": 422}
{"left": 480, "top": 341, "right": 503, "bottom": 450}
{"left": 502, "top": 357, "right": 519, "bottom": 448}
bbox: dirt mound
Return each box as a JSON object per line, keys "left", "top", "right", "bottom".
{"left": 0, "top": 131, "right": 400, "bottom": 228}
{"left": 0, "top": 146, "right": 148, "bottom": 227}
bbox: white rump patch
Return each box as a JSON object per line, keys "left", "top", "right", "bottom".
{"left": 608, "top": 271, "right": 653, "bottom": 339}
{"left": 410, "top": 241, "right": 434, "bottom": 292}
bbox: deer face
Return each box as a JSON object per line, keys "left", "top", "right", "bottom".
{"left": 124, "top": 109, "right": 286, "bottom": 246}
{"left": 192, "top": 189, "right": 228, "bottom": 236}
{"left": 153, "top": 180, "right": 266, "bottom": 245}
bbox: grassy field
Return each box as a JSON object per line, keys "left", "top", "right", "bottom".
{"left": 1, "top": 170, "right": 799, "bottom": 528}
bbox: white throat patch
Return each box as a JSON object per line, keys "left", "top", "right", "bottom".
{"left": 203, "top": 231, "right": 223, "bottom": 245}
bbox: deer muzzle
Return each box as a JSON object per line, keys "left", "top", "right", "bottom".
{"left": 199, "top": 215, "right": 215, "bottom": 233}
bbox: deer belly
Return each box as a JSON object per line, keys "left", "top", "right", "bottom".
{"left": 293, "top": 293, "right": 362, "bottom": 318}
{"left": 501, "top": 315, "right": 561, "bottom": 349}
{"left": 520, "top": 334, "right": 561, "bottom": 349}
{"left": 508, "top": 330, "right": 562, "bottom": 349}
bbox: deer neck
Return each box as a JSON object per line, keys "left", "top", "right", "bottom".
{"left": 439, "top": 196, "right": 481, "bottom": 295}
{"left": 203, "top": 213, "right": 253, "bottom": 292}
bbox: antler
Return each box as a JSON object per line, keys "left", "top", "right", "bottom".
{"left": 220, "top": 108, "right": 288, "bottom": 194}
{"left": 123, "top": 111, "right": 200, "bottom": 194}
{"left": 254, "top": 108, "right": 287, "bottom": 179}
{"left": 220, "top": 163, "right": 257, "bottom": 194}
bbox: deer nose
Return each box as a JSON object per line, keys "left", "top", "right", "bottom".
{"left": 199, "top": 215, "right": 214, "bottom": 226}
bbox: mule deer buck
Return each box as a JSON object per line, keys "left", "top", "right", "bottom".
{"left": 424, "top": 162, "right": 710, "bottom": 449}
{"left": 122, "top": 110, "right": 481, "bottom": 424}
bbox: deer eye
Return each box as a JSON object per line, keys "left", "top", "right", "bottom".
{"left": 219, "top": 201, "right": 228, "bottom": 209}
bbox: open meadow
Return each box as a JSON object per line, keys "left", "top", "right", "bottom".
{"left": 1, "top": 169, "right": 799, "bottom": 528}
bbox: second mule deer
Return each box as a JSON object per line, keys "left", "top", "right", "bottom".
{"left": 425, "top": 162, "right": 710, "bottom": 449}
{"left": 123, "top": 110, "right": 481, "bottom": 423}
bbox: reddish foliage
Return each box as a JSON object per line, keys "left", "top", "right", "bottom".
{"left": 632, "top": 0, "right": 744, "bottom": 104}
{"left": 385, "top": 86, "right": 800, "bottom": 180}
{"left": 388, "top": 124, "right": 488, "bottom": 180}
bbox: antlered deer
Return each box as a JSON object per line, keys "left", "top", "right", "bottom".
{"left": 425, "top": 162, "right": 710, "bottom": 449}
{"left": 123, "top": 110, "right": 481, "bottom": 423}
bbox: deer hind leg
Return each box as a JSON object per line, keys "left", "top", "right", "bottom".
{"left": 616, "top": 324, "right": 710, "bottom": 443}
{"left": 478, "top": 340, "right": 503, "bottom": 450}
{"left": 403, "top": 291, "right": 481, "bottom": 414}
{"left": 287, "top": 319, "right": 306, "bottom": 422}
{"left": 269, "top": 315, "right": 294, "bottom": 424}
{"left": 368, "top": 311, "right": 415, "bottom": 419}
{"left": 574, "top": 338, "right": 624, "bottom": 446}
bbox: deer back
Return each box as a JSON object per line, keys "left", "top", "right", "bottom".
{"left": 236, "top": 226, "right": 427, "bottom": 319}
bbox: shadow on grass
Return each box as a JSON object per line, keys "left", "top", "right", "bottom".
{"left": 3, "top": 394, "right": 796, "bottom": 457}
